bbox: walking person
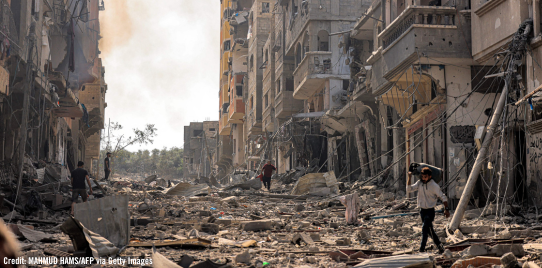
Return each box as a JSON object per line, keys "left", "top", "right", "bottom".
{"left": 71, "top": 161, "right": 93, "bottom": 215}
{"left": 261, "top": 160, "right": 276, "bottom": 191}
{"left": 104, "top": 152, "right": 112, "bottom": 181}
{"left": 407, "top": 167, "right": 450, "bottom": 253}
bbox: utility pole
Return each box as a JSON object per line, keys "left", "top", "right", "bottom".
{"left": 16, "top": 24, "right": 36, "bottom": 197}
{"left": 448, "top": 20, "right": 532, "bottom": 232}
{"left": 448, "top": 80, "right": 509, "bottom": 231}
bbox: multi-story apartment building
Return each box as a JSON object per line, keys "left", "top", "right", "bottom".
{"left": 244, "top": 0, "right": 275, "bottom": 170}
{"left": 0, "top": 0, "right": 107, "bottom": 178}
{"left": 217, "top": 0, "right": 235, "bottom": 179}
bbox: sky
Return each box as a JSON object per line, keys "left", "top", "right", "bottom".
{"left": 99, "top": 0, "right": 219, "bottom": 151}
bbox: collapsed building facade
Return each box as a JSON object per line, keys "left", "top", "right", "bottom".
{"left": 183, "top": 121, "right": 218, "bottom": 180}
{"left": 0, "top": 0, "right": 107, "bottom": 183}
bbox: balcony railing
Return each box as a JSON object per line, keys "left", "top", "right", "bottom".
{"left": 293, "top": 51, "right": 332, "bottom": 89}
{"left": 380, "top": 6, "right": 457, "bottom": 50}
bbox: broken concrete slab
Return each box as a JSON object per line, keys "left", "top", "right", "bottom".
{"left": 7, "top": 223, "right": 34, "bottom": 236}
{"left": 291, "top": 233, "right": 314, "bottom": 245}
{"left": 501, "top": 252, "right": 519, "bottom": 268}
{"left": 490, "top": 244, "right": 525, "bottom": 257}
{"left": 240, "top": 220, "right": 273, "bottom": 232}
{"left": 74, "top": 194, "right": 130, "bottom": 247}
{"left": 152, "top": 246, "right": 182, "bottom": 268}
{"left": 17, "top": 223, "right": 56, "bottom": 242}
{"left": 450, "top": 256, "right": 502, "bottom": 268}
{"left": 166, "top": 183, "right": 210, "bottom": 196}
{"left": 198, "top": 223, "right": 219, "bottom": 235}
{"left": 354, "top": 253, "right": 433, "bottom": 267}
{"left": 235, "top": 250, "right": 251, "bottom": 264}
{"left": 223, "top": 177, "right": 262, "bottom": 191}
{"left": 291, "top": 171, "right": 340, "bottom": 196}
{"left": 462, "top": 244, "right": 489, "bottom": 257}
{"left": 60, "top": 217, "right": 118, "bottom": 258}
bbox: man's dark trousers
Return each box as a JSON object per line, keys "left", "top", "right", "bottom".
{"left": 420, "top": 208, "right": 441, "bottom": 251}
{"left": 262, "top": 176, "right": 271, "bottom": 190}
{"left": 104, "top": 170, "right": 110, "bottom": 180}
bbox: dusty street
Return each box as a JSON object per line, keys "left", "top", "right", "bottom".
{"left": 3, "top": 171, "right": 542, "bottom": 268}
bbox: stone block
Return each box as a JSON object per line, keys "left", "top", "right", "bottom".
{"left": 463, "top": 244, "right": 489, "bottom": 257}
{"left": 291, "top": 233, "right": 314, "bottom": 245}
{"left": 336, "top": 237, "right": 351, "bottom": 246}
{"left": 199, "top": 223, "right": 219, "bottom": 235}
{"left": 241, "top": 220, "right": 273, "bottom": 232}
{"left": 235, "top": 250, "right": 251, "bottom": 264}
{"left": 490, "top": 244, "right": 525, "bottom": 257}
{"left": 501, "top": 252, "right": 518, "bottom": 268}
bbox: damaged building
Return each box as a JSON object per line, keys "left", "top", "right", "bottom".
{"left": 183, "top": 121, "right": 218, "bottom": 181}
{"left": 213, "top": 0, "right": 542, "bottom": 216}
{"left": 0, "top": 0, "right": 107, "bottom": 205}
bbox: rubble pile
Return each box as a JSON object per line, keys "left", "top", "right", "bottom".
{"left": 2, "top": 170, "right": 542, "bottom": 268}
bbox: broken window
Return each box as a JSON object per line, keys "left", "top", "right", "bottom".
{"left": 250, "top": 55, "right": 254, "bottom": 71}
{"left": 236, "top": 86, "right": 243, "bottom": 96}
{"left": 276, "top": 80, "right": 281, "bottom": 94}
{"left": 224, "top": 40, "right": 231, "bottom": 51}
{"left": 193, "top": 130, "right": 203, "bottom": 136}
{"left": 209, "top": 128, "right": 216, "bottom": 132}
{"left": 262, "top": 2, "right": 270, "bottom": 13}
{"left": 265, "top": 93, "right": 269, "bottom": 107}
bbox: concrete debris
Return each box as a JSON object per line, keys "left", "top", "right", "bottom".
{"left": 291, "top": 171, "right": 340, "bottom": 196}
{"left": 166, "top": 182, "right": 210, "bottom": 196}
{"left": 152, "top": 246, "right": 182, "bottom": 268}
{"left": 501, "top": 252, "right": 520, "bottom": 268}
{"left": 73, "top": 194, "right": 130, "bottom": 247}
{"left": 3, "top": 172, "right": 542, "bottom": 268}
{"left": 17, "top": 223, "right": 55, "bottom": 242}
{"left": 353, "top": 253, "right": 433, "bottom": 267}
{"left": 451, "top": 256, "right": 502, "bottom": 268}
{"left": 60, "top": 217, "right": 119, "bottom": 258}
{"left": 224, "top": 177, "right": 262, "bottom": 191}
{"left": 235, "top": 250, "right": 251, "bottom": 264}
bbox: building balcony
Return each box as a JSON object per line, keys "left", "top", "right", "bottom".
{"left": 246, "top": 110, "right": 263, "bottom": 136}
{"left": 228, "top": 97, "right": 245, "bottom": 124}
{"left": 275, "top": 90, "right": 304, "bottom": 119}
{"left": 53, "top": 87, "right": 84, "bottom": 118}
{"left": 292, "top": 51, "right": 333, "bottom": 100}
{"left": 219, "top": 113, "right": 231, "bottom": 135}
{"left": 376, "top": 5, "right": 471, "bottom": 84}
{"left": 79, "top": 83, "right": 105, "bottom": 137}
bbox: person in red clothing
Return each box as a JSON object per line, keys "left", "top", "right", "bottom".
{"left": 261, "top": 160, "right": 276, "bottom": 191}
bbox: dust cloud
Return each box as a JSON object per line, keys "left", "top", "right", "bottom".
{"left": 99, "top": 0, "right": 133, "bottom": 56}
